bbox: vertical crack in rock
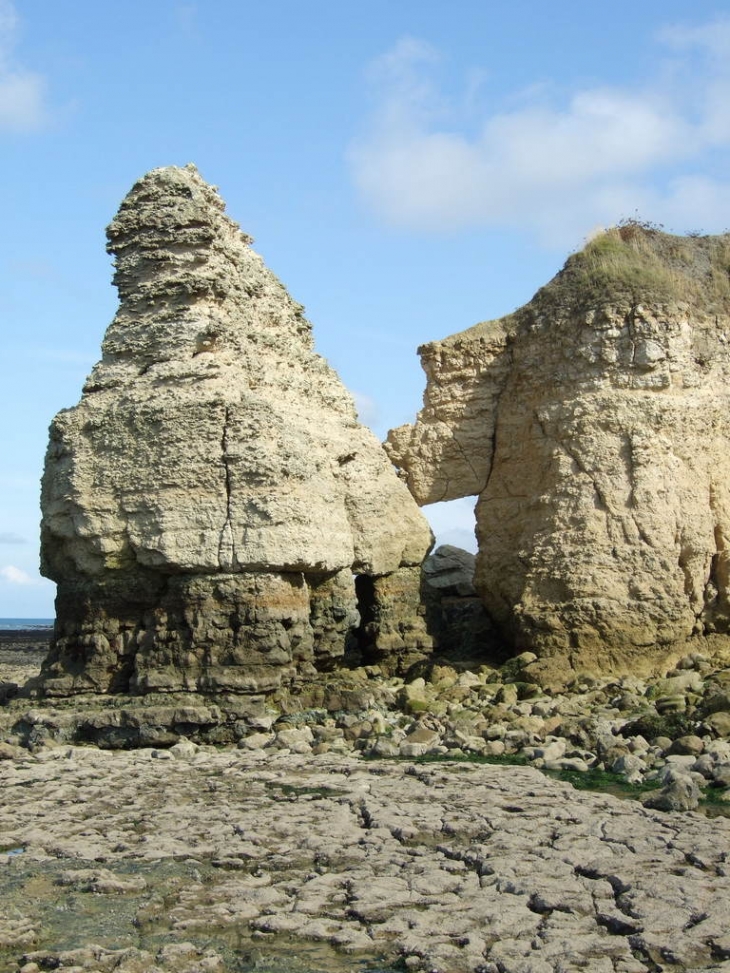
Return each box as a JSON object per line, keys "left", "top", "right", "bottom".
{"left": 450, "top": 430, "right": 481, "bottom": 490}
{"left": 473, "top": 342, "right": 513, "bottom": 503}
{"left": 704, "top": 481, "right": 730, "bottom": 631}
{"left": 355, "top": 798, "right": 376, "bottom": 831}
{"left": 619, "top": 431, "right": 655, "bottom": 549}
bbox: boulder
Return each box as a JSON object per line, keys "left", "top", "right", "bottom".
{"left": 39, "top": 165, "right": 433, "bottom": 696}
{"left": 422, "top": 545, "right": 477, "bottom": 597}
{"left": 420, "top": 545, "right": 498, "bottom": 660}
{"left": 387, "top": 225, "right": 730, "bottom": 685}
{"left": 643, "top": 771, "right": 701, "bottom": 812}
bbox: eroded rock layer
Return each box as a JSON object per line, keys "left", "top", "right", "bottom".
{"left": 40, "top": 165, "right": 433, "bottom": 695}
{"left": 387, "top": 226, "right": 730, "bottom": 684}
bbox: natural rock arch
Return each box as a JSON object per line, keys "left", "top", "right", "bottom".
{"left": 387, "top": 225, "right": 730, "bottom": 684}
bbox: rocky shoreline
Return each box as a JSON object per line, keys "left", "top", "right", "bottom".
{"left": 8, "top": 171, "right": 730, "bottom": 970}
{"left": 4, "top": 640, "right": 730, "bottom": 972}
{"left": 2, "top": 739, "right": 730, "bottom": 973}
{"left": 3, "top": 634, "right": 730, "bottom": 815}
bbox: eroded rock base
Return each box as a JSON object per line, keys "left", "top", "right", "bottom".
{"left": 39, "top": 567, "right": 432, "bottom": 697}
{"left": 356, "top": 566, "right": 434, "bottom": 673}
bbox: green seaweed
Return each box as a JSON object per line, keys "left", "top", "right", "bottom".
{"left": 543, "top": 766, "right": 662, "bottom": 797}
{"left": 618, "top": 711, "right": 696, "bottom": 742}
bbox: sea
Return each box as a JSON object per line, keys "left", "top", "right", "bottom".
{"left": 0, "top": 618, "right": 54, "bottom": 630}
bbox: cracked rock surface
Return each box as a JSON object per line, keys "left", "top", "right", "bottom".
{"left": 387, "top": 226, "right": 730, "bottom": 686}
{"left": 2, "top": 746, "right": 730, "bottom": 973}
{"left": 39, "top": 165, "right": 432, "bottom": 697}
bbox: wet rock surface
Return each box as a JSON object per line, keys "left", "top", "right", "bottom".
{"left": 2, "top": 744, "right": 730, "bottom": 973}
{"left": 3, "top": 643, "right": 730, "bottom": 971}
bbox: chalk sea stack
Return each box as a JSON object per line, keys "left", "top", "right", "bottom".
{"left": 387, "top": 225, "right": 730, "bottom": 685}
{"left": 39, "top": 165, "right": 433, "bottom": 696}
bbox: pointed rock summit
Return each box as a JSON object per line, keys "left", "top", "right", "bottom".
{"left": 40, "top": 165, "right": 433, "bottom": 695}
{"left": 387, "top": 224, "right": 730, "bottom": 685}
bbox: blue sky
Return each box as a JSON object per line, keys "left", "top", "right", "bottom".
{"left": 2, "top": 0, "right": 730, "bottom": 616}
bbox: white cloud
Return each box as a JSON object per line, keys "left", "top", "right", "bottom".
{"left": 350, "top": 19, "right": 730, "bottom": 246}
{"left": 0, "top": 0, "right": 49, "bottom": 133}
{"left": 1, "top": 564, "right": 35, "bottom": 585}
{"left": 0, "top": 532, "right": 25, "bottom": 544}
{"left": 659, "top": 17, "right": 730, "bottom": 62}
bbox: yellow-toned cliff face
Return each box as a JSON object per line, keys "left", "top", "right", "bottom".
{"left": 388, "top": 226, "right": 730, "bottom": 684}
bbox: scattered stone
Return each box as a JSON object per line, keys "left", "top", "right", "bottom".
{"left": 713, "top": 764, "right": 730, "bottom": 788}
{"left": 707, "top": 711, "right": 730, "bottom": 736}
{"left": 399, "top": 726, "right": 441, "bottom": 757}
{"left": 644, "top": 771, "right": 701, "bottom": 812}
{"left": 609, "top": 753, "right": 646, "bottom": 783}
{"left": 169, "top": 737, "right": 198, "bottom": 759}
{"left": 237, "top": 731, "right": 274, "bottom": 751}
{"left": 667, "top": 734, "right": 704, "bottom": 756}
{"left": 5, "top": 648, "right": 730, "bottom": 807}
{"left": 275, "top": 726, "right": 314, "bottom": 753}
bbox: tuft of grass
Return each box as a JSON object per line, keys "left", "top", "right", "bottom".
{"left": 700, "top": 784, "right": 730, "bottom": 806}
{"left": 697, "top": 784, "right": 730, "bottom": 818}
{"left": 531, "top": 223, "right": 730, "bottom": 314}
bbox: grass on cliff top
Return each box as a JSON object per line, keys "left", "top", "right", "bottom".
{"left": 532, "top": 222, "right": 730, "bottom": 314}
{"left": 438, "top": 222, "right": 730, "bottom": 349}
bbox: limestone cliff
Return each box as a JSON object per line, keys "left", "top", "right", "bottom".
{"left": 40, "top": 165, "right": 433, "bottom": 695}
{"left": 387, "top": 225, "right": 730, "bottom": 684}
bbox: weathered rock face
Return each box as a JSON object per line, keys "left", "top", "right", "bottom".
{"left": 40, "top": 165, "right": 433, "bottom": 696}
{"left": 387, "top": 225, "right": 730, "bottom": 684}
